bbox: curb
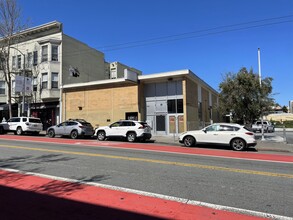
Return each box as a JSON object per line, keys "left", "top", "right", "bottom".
{"left": 152, "top": 140, "right": 293, "bottom": 153}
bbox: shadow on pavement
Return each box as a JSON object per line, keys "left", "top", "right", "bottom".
{"left": 0, "top": 185, "right": 166, "bottom": 220}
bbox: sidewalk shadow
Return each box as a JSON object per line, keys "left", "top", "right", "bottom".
{"left": 0, "top": 184, "right": 166, "bottom": 220}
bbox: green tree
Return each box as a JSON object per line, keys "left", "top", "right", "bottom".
{"left": 219, "top": 67, "right": 274, "bottom": 124}
{"left": 282, "top": 105, "right": 288, "bottom": 113}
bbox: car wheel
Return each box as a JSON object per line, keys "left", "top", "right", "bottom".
{"left": 183, "top": 135, "right": 195, "bottom": 147}
{"left": 16, "top": 127, "right": 23, "bottom": 135}
{"left": 97, "top": 131, "right": 106, "bottom": 141}
{"left": 70, "top": 130, "right": 78, "bottom": 139}
{"left": 231, "top": 138, "right": 246, "bottom": 151}
{"left": 47, "top": 129, "right": 55, "bottom": 138}
{"left": 127, "top": 132, "right": 136, "bottom": 142}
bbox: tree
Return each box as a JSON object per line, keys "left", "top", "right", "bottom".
{"left": 282, "top": 105, "right": 288, "bottom": 113}
{"left": 219, "top": 67, "right": 274, "bottom": 124}
{"left": 0, "top": 0, "right": 26, "bottom": 118}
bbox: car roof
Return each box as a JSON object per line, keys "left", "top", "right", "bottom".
{"left": 211, "top": 123, "right": 242, "bottom": 127}
{"left": 10, "top": 116, "right": 41, "bottom": 120}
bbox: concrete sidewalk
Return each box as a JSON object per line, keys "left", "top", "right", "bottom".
{"left": 151, "top": 135, "right": 293, "bottom": 153}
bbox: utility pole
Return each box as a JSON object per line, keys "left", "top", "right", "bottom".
{"left": 258, "top": 48, "right": 265, "bottom": 141}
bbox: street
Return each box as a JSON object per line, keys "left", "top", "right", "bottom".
{"left": 0, "top": 135, "right": 292, "bottom": 219}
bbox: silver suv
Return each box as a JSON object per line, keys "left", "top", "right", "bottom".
{"left": 95, "top": 120, "right": 152, "bottom": 142}
{"left": 4, "top": 117, "right": 43, "bottom": 135}
{"left": 47, "top": 119, "right": 94, "bottom": 139}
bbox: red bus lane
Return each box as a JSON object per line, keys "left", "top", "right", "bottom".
{"left": 0, "top": 135, "right": 292, "bottom": 163}
{"left": 0, "top": 169, "right": 268, "bottom": 220}
{"left": 0, "top": 135, "right": 291, "bottom": 219}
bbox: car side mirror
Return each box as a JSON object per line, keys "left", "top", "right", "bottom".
{"left": 203, "top": 129, "right": 207, "bottom": 133}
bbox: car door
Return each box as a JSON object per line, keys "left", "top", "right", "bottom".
{"left": 106, "top": 121, "right": 123, "bottom": 137}
{"left": 199, "top": 124, "right": 221, "bottom": 144}
{"left": 54, "top": 122, "right": 67, "bottom": 135}
{"left": 64, "top": 121, "right": 77, "bottom": 135}
{"left": 216, "top": 125, "right": 237, "bottom": 144}
{"left": 7, "top": 117, "right": 20, "bottom": 131}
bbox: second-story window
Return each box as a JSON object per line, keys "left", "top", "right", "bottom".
{"left": 41, "top": 45, "right": 48, "bottom": 62}
{"left": 51, "top": 72, "right": 58, "bottom": 88}
{"left": 33, "top": 51, "right": 38, "bottom": 65}
{"left": 0, "top": 81, "right": 5, "bottom": 95}
{"left": 33, "top": 77, "right": 38, "bottom": 92}
{"left": 42, "top": 73, "right": 48, "bottom": 89}
{"left": 51, "top": 45, "right": 58, "bottom": 61}
{"left": 12, "top": 56, "right": 16, "bottom": 69}
{"left": 27, "top": 52, "right": 33, "bottom": 68}
{"left": 17, "top": 55, "right": 21, "bottom": 69}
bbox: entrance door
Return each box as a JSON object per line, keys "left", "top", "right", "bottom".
{"left": 156, "top": 114, "right": 167, "bottom": 135}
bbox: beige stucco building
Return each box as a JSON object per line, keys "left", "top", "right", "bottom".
{"left": 63, "top": 69, "right": 219, "bottom": 135}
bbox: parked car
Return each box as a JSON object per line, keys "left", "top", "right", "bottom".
{"left": 95, "top": 120, "right": 152, "bottom": 142}
{"left": 251, "top": 120, "right": 275, "bottom": 133}
{"left": 178, "top": 123, "right": 257, "bottom": 151}
{"left": 47, "top": 119, "right": 94, "bottom": 139}
{"left": 0, "top": 117, "right": 43, "bottom": 135}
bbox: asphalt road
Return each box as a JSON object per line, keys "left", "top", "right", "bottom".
{"left": 0, "top": 138, "right": 292, "bottom": 218}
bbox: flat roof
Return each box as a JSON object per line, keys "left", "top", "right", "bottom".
{"left": 63, "top": 69, "right": 218, "bottom": 94}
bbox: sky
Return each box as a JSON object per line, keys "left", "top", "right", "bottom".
{"left": 18, "top": 0, "right": 293, "bottom": 106}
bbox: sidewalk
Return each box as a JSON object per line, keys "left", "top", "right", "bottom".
{"left": 151, "top": 135, "right": 293, "bottom": 153}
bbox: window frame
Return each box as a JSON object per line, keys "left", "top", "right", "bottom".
{"left": 33, "top": 51, "right": 38, "bottom": 65}
{"left": 51, "top": 45, "right": 58, "bottom": 61}
{"left": 41, "top": 45, "right": 48, "bottom": 62}
{"left": 0, "top": 81, "right": 5, "bottom": 95}
{"left": 51, "top": 72, "right": 59, "bottom": 89}
{"left": 41, "top": 73, "right": 48, "bottom": 89}
{"left": 17, "top": 55, "right": 21, "bottom": 69}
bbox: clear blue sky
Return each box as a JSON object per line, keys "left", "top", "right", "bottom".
{"left": 19, "top": 0, "right": 293, "bottom": 106}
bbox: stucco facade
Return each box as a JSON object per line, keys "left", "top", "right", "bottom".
{"left": 0, "top": 21, "right": 141, "bottom": 127}
{"left": 63, "top": 69, "right": 219, "bottom": 135}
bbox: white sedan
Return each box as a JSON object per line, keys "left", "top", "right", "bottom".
{"left": 179, "top": 123, "right": 257, "bottom": 151}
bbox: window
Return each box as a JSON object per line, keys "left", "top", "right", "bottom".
{"left": 27, "top": 52, "right": 33, "bottom": 68}
{"left": 177, "top": 99, "right": 183, "bottom": 113}
{"left": 198, "top": 102, "right": 202, "bottom": 120}
{"left": 8, "top": 117, "right": 20, "bottom": 123}
{"left": 51, "top": 45, "right": 58, "bottom": 61}
{"left": 168, "top": 100, "right": 176, "bottom": 113}
{"left": 51, "top": 72, "right": 58, "bottom": 88}
{"left": 12, "top": 56, "right": 16, "bottom": 69}
{"left": 167, "top": 99, "right": 183, "bottom": 113}
{"left": 41, "top": 45, "right": 48, "bottom": 62}
{"left": 33, "top": 51, "right": 38, "bottom": 65}
{"left": 42, "top": 73, "right": 48, "bottom": 89}
{"left": 0, "top": 81, "right": 5, "bottom": 95}
{"left": 33, "top": 77, "right": 38, "bottom": 92}
{"left": 17, "top": 55, "right": 21, "bottom": 69}
{"left": 206, "top": 124, "right": 220, "bottom": 132}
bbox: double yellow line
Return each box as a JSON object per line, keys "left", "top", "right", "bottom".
{"left": 0, "top": 144, "right": 292, "bottom": 179}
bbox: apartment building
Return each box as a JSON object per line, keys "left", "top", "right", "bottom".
{"left": 0, "top": 21, "right": 141, "bottom": 127}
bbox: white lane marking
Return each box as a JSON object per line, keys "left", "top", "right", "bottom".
{"left": 1, "top": 168, "right": 291, "bottom": 220}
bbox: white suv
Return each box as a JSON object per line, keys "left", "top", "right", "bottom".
{"left": 95, "top": 120, "right": 152, "bottom": 142}
{"left": 5, "top": 117, "right": 43, "bottom": 135}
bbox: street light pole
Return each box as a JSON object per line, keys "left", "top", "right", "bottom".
{"left": 258, "top": 48, "right": 265, "bottom": 141}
